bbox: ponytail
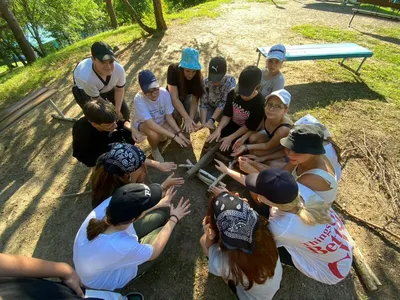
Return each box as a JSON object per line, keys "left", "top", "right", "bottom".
{"left": 86, "top": 209, "right": 112, "bottom": 241}
{"left": 296, "top": 197, "right": 332, "bottom": 226}
{"left": 274, "top": 197, "right": 332, "bottom": 226}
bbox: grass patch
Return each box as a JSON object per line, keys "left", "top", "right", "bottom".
{"left": 359, "top": 3, "right": 400, "bottom": 17}
{"left": 0, "top": 0, "right": 232, "bottom": 110}
{"left": 292, "top": 24, "right": 400, "bottom": 105}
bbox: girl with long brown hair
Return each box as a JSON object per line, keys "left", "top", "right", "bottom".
{"left": 200, "top": 189, "right": 282, "bottom": 300}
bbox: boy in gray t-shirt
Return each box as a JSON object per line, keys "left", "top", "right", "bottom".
{"left": 260, "top": 44, "right": 286, "bottom": 98}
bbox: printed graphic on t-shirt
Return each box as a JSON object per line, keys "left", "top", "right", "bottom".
{"left": 149, "top": 106, "right": 166, "bottom": 124}
{"left": 232, "top": 103, "right": 250, "bottom": 126}
{"left": 302, "top": 210, "right": 352, "bottom": 280}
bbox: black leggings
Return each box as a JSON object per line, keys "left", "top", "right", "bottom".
{"left": 72, "top": 86, "right": 130, "bottom": 120}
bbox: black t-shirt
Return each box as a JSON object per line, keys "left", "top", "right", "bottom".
{"left": 166, "top": 63, "right": 195, "bottom": 96}
{"left": 222, "top": 90, "right": 265, "bottom": 136}
{"left": 0, "top": 278, "right": 90, "bottom": 300}
{"left": 72, "top": 117, "right": 134, "bottom": 167}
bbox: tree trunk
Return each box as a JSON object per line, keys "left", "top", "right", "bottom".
{"left": 152, "top": 0, "right": 167, "bottom": 30}
{"left": 0, "top": 0, "right": 36, "bottom": 63}
{"left": 29, "top": 24, "right": 46, "bottom": 56}
{"left": 121, "top": 0, "right": 155, "bottom": 34}
{"left": 105, "top": 0, "right": 118, "bottom": 29}
{"left": 29, "top": 42, "right": 43, "bottom": 58}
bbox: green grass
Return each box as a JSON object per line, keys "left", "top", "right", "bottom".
{"left": 0, "top": 0, "right": 232, "bottom": 110}
{"left": 292, "top": 24, "right": 400, "bottom": 105}
{"left": 360, "top": 3, "right": 400, "bottom": 16}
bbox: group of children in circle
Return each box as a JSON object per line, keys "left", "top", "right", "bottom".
{"left": 68, "top": 42, "right": 353, "bottom": 300}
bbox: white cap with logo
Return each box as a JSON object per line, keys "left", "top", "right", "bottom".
{"left": 267, "top": 44, "right": 286, "bottom": 62}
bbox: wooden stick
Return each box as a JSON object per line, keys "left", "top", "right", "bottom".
{"left": 334, "top": 202, "right": 400, "bottom": 241}
{"left": 210, "top": 159, "right": 237, "bottom": 187}
{"left": 352, "top": 242, "right": 381, "bottom": 291}
{"left": 60, "top": 190, "right": 91, "bottom": 198}
{"left": 182, "top": 160, "right": 226, "bottom": 187}
{"left": 187, "top": 143, "right": 220, "bottom": 178}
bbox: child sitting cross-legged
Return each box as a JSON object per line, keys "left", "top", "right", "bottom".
{"left": 133, "top": 70, "right": 191, "bottom": 162}
{"left": 232, "top": 89, "right": 292, "bottom": 169}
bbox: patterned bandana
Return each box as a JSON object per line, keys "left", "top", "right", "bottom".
{"left": 98, "top": 143, "right": 146, "bottom": 176}
{"left": 214, "top": 193, "right": 259, "bottom": 254}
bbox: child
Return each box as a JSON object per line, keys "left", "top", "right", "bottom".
{"left": 294, "top": 114, "right": 342, "bottom": 181}
{"left": 260, "top": 44, "right": 286, "bottom": 98}
{"left": 200, "top": 192, "right": 282, "bottom": 300}
{"left": 133, "top": 70, "right": 190, "bottom": 162}
{"left": 232, "top": 89, "right": 292, "bottom": 169}
{"left": 73, "top": 183, "right": 191, "bottom": 291}
{"left": 245, "top": 169, "right": 353, "bottom": 285}
{"left": 167, "top": 47, "right": 204, "bottom": 133}
{"left": 72, "top": 98, "right": 134, "bottom": 167}
{"left": 200, "top": 57, "right": 236, "bottom": 129}
{"left": 206, "top": 66, "right": 265, "bottom": 152}
{"left": 91, "top": 143, "right": 183, "bottom": 208}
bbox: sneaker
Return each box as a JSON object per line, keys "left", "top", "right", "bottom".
{"left": 151, "top": 148, "right": 164, "bottom": 162}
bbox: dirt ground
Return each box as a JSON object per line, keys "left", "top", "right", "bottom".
{"left": 1, "top": 0, "right": 399, "bottom": 299}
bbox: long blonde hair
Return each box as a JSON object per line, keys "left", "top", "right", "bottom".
{"left": 275, "top": 196, "right": 331, "bottom": 226}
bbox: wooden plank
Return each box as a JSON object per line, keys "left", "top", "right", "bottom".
{"left": 353, "top": 9, "right": 400, "bottom": 19}
{"left": 0, "top": 89, "right": 58, "bottom": 134}
{"left": 0, "top": 88, "right": 48, "bottom": 123}
{"left": 359, "top": 0, "right": 400, "bottom": 9}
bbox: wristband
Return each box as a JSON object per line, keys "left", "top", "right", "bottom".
{"left": 170, "top": 214, "right": 180, "bottom": 223}
{"left": 209, "top": 118, "right": 215, "bottom": 124}
{"left": 173, "top": 132, "right": 178, "bottom": 139}
{"left": 169, "top": 218, "right": 177, "bottom": 224}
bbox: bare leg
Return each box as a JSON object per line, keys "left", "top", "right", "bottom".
{"left": 139, "top": 123, "right": 161, "bottom": 151}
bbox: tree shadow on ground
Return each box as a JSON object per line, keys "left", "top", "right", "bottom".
{"left": 286, "top": 80, "right": 386, "bottom": 114}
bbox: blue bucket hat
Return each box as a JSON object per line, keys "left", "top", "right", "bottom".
{"left": 179, "top": 47, "right": 202, "bottom": 70}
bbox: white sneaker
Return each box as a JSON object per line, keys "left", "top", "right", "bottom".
{"left": 151, "top": 148, "right": 164, "bottom": 162}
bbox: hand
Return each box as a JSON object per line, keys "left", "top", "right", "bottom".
{"left": 206, "top": 129, "right": 221, "bottom": 143}
{"left": 174, "top": 134, "right": 190, "bottom": 147}
{"left": 158, "top": 162, "right": 177, "bottom": 173}
{"left": 61, "top": 265, "right": 84, "bottom": 298}
{"left": 231, "top": 145, "right": 246, "bottom": 157}
{"left": 116, "top": 110, "right": 123, "bottom": 120}
{"left": 178, "top": 132, "right": 191, "bottom": 145}
{"left": 219, "top": 136, "right": 233, "bottom": 152}
{"left": 238, "top": 156, "right": 259, "bottom": 174}
{"left": 131, "top": 127, "right": 145, "bottom": 143}
{"left": 123, "top": 120, "right": 131, "bottom": 131}
{"left": 159, "top": 186, "right": 176, "bottom": 207}
{"left": 232, "top": 137, "right": 245, "bottom": 151}
{"left": 205, "top": 119, "right": 215, "bottom": 130}
{"left": 208, "top": 185, "right": 229, "bottom": 197}
{"left": 214, "top": 159, "right": 229, "bottom": 174}
{"left": 183, "top": 116, "right": 196, "bottom": 133}
{"left": 170, "top": 197, "right": 191, "bottom": 221}
{"left": 162, "top": 172, "right": 185, "bottom": 189}
{"left": 244, "top": 154, "right": 264, "bottom": 163}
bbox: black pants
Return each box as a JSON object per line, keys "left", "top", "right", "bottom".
{"left": 72, "top": 86, "right": 130, "bottom": 120}
{"left": 278, "top": 246, "right": 295, "bottom": 266}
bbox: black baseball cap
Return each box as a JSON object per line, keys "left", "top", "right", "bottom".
{"left": 238, "top": 66, "right": 262, "bottom": 97}
{"left": 91, "top": 41, "right": 116, "bottom": 61}
{"left": 108, "top": 183, "right": 162, "bottom": 224}
{"left": 280, "top": 124, "right": 325, "bottom": 155}
{"left": 208, "top": 57, "right": 227, "bottom": 82}
{"left": 245, "top": 168, "right": 298, "bottom": 204}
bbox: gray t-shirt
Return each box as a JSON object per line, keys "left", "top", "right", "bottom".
{"left": 208, "top": 244, "right": 282, "bottom": 300}
{"left": 260, "top": 69, "right": 285, "bottom": 98}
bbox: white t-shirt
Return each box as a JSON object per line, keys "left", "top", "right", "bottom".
{"left": 73, "top": 58, "right": 126, "bottom": 97}
{"left": 73, "top": 197, "right": 153, "bottom": 290}
{"left": 133, "top": 88, "right": 175, "bottom": 129}
{"left": 269, "top": 208, "right": 353, "bottom": 285}
{"left": 260, "top": 69, "right": 285, "bottom": 98}
{"left": 208, "top": 244, "right": 282, "bottom": 300}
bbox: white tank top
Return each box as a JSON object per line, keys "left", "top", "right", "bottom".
{"left": 292, "top": 155, "right": 338, "bottom": 205}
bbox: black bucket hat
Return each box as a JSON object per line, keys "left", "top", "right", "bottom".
{"left": 280, "top": 124, "right": 325, "bottom": 155}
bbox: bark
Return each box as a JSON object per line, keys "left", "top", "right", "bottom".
{"left": 105, "top": 0, "right": 118, "bottom": 29}
{"left": 152, "top": 0, "right": 167, "bottom": 30}
{"left": 121, "top": 0, "right": 155, "bottom": 34}
{"left": 0, "top": 0, "right": 36, "bottom": 63}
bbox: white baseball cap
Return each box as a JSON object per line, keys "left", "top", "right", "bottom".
{"left": 294, "top": 114, "right": 331, "bottom": 139}
{"left": 265, "top": 89, "right": 291, "bottom": 107}
{"left": 267, "top": 44, "right": 286, "bottom": 61}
